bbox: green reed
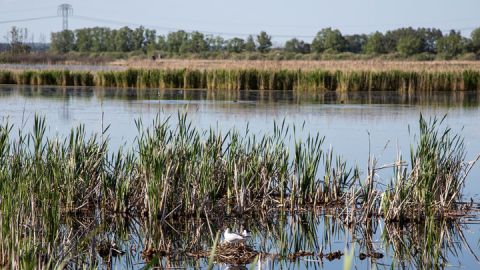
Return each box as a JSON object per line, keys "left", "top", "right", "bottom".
{"left": 0, "top": 113, "right": 476, "bottom": 268}
{"left": 0, "top": 114, "right": 474, "bottom": 220}
{"left": 1, "top": 68, "right": 479, "bottom": 91}
{"left": 377, "top": 115, "right": 478, "bottom": 222}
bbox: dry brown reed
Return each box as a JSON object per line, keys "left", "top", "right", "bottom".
{"left": 113, "top": 59, "right": 480, "bottom": 72}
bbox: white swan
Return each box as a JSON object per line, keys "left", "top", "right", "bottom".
{"left": 223, "top": 228, "right": 247, "bottom": 243}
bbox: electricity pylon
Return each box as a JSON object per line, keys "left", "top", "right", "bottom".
{"left": 57, "top": 4, "right": 73, "bottom": 31}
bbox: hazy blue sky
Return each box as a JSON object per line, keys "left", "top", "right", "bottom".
{"left": 1, "top": 0, "right": 479, "bottom": 43}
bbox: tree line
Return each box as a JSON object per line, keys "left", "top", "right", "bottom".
{"left": 47, "top": 26, "right": 480, "bottom": 58}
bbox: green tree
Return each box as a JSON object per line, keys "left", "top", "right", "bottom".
{"left": 256, "top": 31, "right": 272, "bottom": 53}
{"left": 471, "top": 27, "right": 480, "bottom": 53}
{"left": 157, "top": 35, "right": 168, "bottom": 51}
{"left": 75, "top": 28, "right": 93, "bottom": 52}
{"left": 344, "top": 34, "right": 368, "bottom": 53}
{"left": 226, "top": 38, "right": 245, "bottom": 53}
{"left": 144, "top": 29, "right": 157, "bottom": 52}
{"left": 364, "top": 32, "right": 388, "bottom": 54}
{"left": 383, "top": 28, "right": 402, "bottom": 53}
{"left": 284, "top": 38, "right": 310, "bottom": 53}
{"left": 114, "top": 27, "right": 134, "bottom": 52}
{"left": 107, "top": 29, "right": 117, "bottom": 51}
{"left": 311, "top": 28, "right": 346, "bottom": 53}
{"left": 417, "top": 28, "right": 443, "bottom": 53}
{"left": 187, "top": 31, "right": 208, "bottom": 53}
{"left": 206, "top": 36, "right": 225, "bottom": 51}
{"left": 167, "top": 30, "right": 189, "bottom": 53}
{"left": 245, "top": 35, "right": 256, "bottom": 52}
{"left": 6, "top": 26, "right": 30, "bottom": 54}
{"left": 436, "top": 30, "right": 464, "bottom": 58}
{"left": 91, "top": 27, "right": 111, "bottom": 52}
{"left": 50, "top": 30, "right": 75, "bottom": 53}
{"left": 132, "top": 26, "right": 146, "bottom": 51}
{"left": 396, "top": 35, "right": 423, "bottom": 56}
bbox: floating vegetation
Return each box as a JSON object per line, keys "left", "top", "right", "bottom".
{"left": 0, "top": 113, "right": 478, "bottom": 268}
{"left": 1, "top": 68, "right": 480, "bottom": 91}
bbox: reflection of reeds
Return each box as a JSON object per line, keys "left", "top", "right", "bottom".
{"left": 1, "top": 68, "right": 480, "bottom": 91}
{"left": 3, "top": 85, "right": 480, "bottom": 109}
{"left": 382, "top": 217, "right": 469, "bottom": 269}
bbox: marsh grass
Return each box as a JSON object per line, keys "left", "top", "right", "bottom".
{"left": 115, "top": 59, "right": 480, "bottom": 72}
{"left": 0, "top": 113, "right": 477, "bottom": 268}
{"left": 377, "top": 115, "right": 480, "bottom": 222}
{"left": 0, "top": 114, "right": 474, "bottom": 220}
{"left": 1, "top": 68, "right": 479, "bottom": 91}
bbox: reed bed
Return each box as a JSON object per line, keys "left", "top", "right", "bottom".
{"left": 114, "top": 59, "right": 480, "bottom": 72}
{"left": 0, "top": 114, "right": 475, "bottom": 219}
{"left": 0, "top": 113, "right": 477, "bottom": 268}
{"left": 1, "top": 68, "right": 480, "bottom": 91}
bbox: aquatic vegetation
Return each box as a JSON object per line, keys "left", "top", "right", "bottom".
{"left": 0, "top": 114, "right": 475, "bottom": 218}
{"left": 0, "top": 113, "right": 477, "bottom": 268}
{"left": 374, "top": 115, "right": 480, "bottom": 222}
{"left": 1, "top": 68, "right": 479, "bottom": 91}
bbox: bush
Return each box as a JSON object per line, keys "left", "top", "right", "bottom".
{"left": 457, "top": 53, "right": 479, "bottom": 61}
{"left": 412, "top": 52, "right": 436, "bottom": 61}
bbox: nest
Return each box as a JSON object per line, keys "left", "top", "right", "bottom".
{"left": 97, "top": 240, "right": 125, "bottom": 258}
{"left": 141, "top": 247, "right": 170, "bottom": 262}
{"left": 287, "top": 250, "right": 314, "bottom": 261}
{"left": 359, "top": 252, "right": 384, "bottom": 260}
{"left": 322, "top": 250, "right": 343, "bottom": 261}
{"left": 212, "top": 242, "right": 259, "bottom": 265}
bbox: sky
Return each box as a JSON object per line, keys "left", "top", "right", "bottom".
{"left": 0, "top": 0, "right": 479, "bottom": 44}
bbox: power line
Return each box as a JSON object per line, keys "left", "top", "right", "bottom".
{"left": 73, "top": 15, "right": 175, "bottom": 31}
{"left": 0, "top": 16, "right": 58, "bottom": 25}
{"left": 73, "top": 15, "right": 318, "bottom": 38}
{"left": 74, "top": 6, "right": 479, "bottom": 31}
{"left": 72, "top": 15, "right": 479, "bottom": 39}
{"left": 75, "top": 6, "right": 480, "bottom": 30}
{"left": 0, "top": 7, "right": 53, "bottom": 15}
{"left": 0, "top": 13, "right": 476, "bottom": 39}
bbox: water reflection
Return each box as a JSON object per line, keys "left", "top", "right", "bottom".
{"left": 1, "top": 85, "right": 480, "bottom": 269}
{"left": 80, "top": 210, "right": 479, "bottom": 269}
{"left": 1, "top": 85, "right": 480, "bottom": 107}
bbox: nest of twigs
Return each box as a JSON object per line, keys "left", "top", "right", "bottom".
{"left": 211, "top": 242, "right": 259, "bottom": 265}
{"left": 141, "top": 247, "right": 170, "bottom": 262}
{"left": 97, "top": 240, "right": 125, "bottom": 258}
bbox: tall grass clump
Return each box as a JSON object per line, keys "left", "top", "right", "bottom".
{"left": 0, "top": 117, "right": 89, "bottom": 268}
{"left": 379, "top": 115, "right": 478, "bottom": 222}
{"left": 1, "top": 68, "right": 479, "bottom": 91}
{"left": 0, "top": 116, "right": 144, "bottom": 268}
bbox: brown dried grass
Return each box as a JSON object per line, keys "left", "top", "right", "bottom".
{"left": 112, "top": 59, "right": 480, "bottom": 72}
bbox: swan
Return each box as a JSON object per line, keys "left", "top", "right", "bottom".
{"left": 223, "top": 228, "right": 247, "bottom": 243}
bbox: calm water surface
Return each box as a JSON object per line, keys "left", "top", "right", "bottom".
{"left": 0, "top": 85, "right": 479, "bottom": 269}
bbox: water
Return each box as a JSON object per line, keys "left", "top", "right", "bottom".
{"left": 1, "top": 85, "right": 479, "bottom": 269}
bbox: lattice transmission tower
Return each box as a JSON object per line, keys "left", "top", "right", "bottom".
{"left": 57, "top": 4, "right": 73, "bottom": 30}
